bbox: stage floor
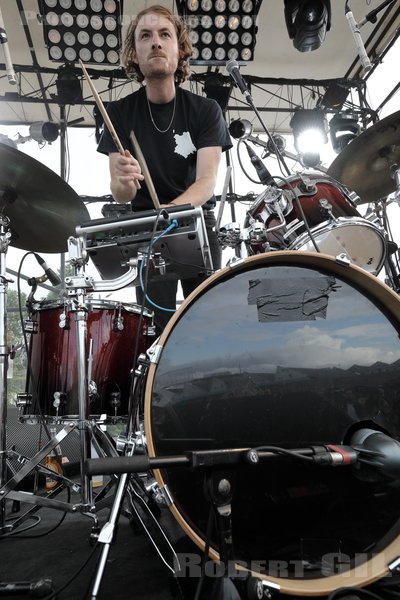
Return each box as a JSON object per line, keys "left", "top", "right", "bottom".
{"left": 0, "top": 484, "right": 180, "bottom": 600}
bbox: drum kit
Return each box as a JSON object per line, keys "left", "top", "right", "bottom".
{"left": 1, "top": 110, "right": 400, "bottom": 599}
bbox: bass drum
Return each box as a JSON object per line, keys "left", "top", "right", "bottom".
{"left": 145, "top": 252, "right": 400, "bottom": 596}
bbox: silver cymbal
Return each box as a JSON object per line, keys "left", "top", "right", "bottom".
{"left": 327, "top": 110, "right": 400, "bottom": 204}
{"left": 0, "top": 142, "right": 90, "bottom": 253}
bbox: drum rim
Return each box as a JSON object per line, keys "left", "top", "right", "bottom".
{"left": 31, "top": 297, "right": 153, "bottom": 318}
{"left": 144, "top": 251, "right": 400, "bottom": 595}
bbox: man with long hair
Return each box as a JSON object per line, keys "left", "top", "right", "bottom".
{"left": 98, "top": 5, "right": 231, "bottom": 334}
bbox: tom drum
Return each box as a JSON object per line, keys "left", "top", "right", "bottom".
{"left": 244, "top": 173, "right": 387, "bottom": 274}
{"left": 21, "top": 299, "right": 154, "bottom": 422}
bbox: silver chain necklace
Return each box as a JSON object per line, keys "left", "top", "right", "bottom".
{"left": 146, "top": 94, "right": 176, "bottom": 134}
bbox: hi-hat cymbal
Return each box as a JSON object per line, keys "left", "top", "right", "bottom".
{"left": 0, "top": 142, "right": 90, "bottom": 253}
{"left": 327, "top": 110, "right": 400, "bottom": 204}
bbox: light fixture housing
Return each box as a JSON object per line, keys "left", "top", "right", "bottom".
{"left": 38, "top": 0, "right": 123, "bottom": 65}
{"left": 229, "top": 118, "right": 253, "bottom": 139}
{"left": 177, "top": 0, "right": 263, "bottom": 66}
{"left": 284, "top": 0, "right": 331, "bottom": 52}
{"left": 290, "top": 108, "right": 328, "bottom": 167}
{"left": 329, "top": 112, "right": 360, "bottom": 154}
{"left": 29, "top": 121, "right": 60, "bottom": 143}
{"left": 56, "top": 64, "right": 83, "bottom": 104}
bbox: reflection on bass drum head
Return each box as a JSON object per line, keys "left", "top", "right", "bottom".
{"left": 244, "top": 173, "right": 387, "bottom": 274}
{"left": 145, "top": 251, "right": 400, "bottom": 596}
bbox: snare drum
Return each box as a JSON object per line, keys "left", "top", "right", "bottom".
{"left": 244, "top": 173, "right": 387, "bottom": 274}
{"left": 145, "top": 252, "right": 400, "bottom": 595}
{"left": 21, "top": 299, "right": 154, "bottom": 422}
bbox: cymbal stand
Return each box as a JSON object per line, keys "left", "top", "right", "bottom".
{"left": 378, "top": 156, "right": 400, "bottom": 292}
{"left": 0, "top": 215, "right": 12, "bottom": 533}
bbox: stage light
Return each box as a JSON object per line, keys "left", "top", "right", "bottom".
{"left": 203, "top": 74, "right": 232, "bottom": 111}
{"left": 177, "top": 0, "right": 263, "bottom": 65}
{"left": 329, "top": 112, "right": 360, "bottom": 154}
{"left": 38, "top": 0, "right": 123, "bottom": 65}
{"left": 14, "top": 122, "right": 60, "bottom": 145}
{"left": 228, "top": 118, "right": 252, "bottom": 139}
{"left": 56, "top": 65, "right": 83, "bottom": 104}
{"left": 290, "top": 108, "right": 328, "bottom": 167}
{"left": 284, "top": 0, "right": 331, "bottom": 52}
{"left": 29, "top": 122, "right": 60, "bottom": 143}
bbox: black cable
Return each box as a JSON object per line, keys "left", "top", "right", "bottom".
{"left": 251, "top": 445, "right": 314, "bottom": 462}
{"left": 236, "top": 140, "right": 263, "bottom": 186}
{"left": 193, "top": 504, "right": 215, "bottom": 600}
{"left": 40, "top": 543, "right": 100, "bottom": 600}
{"left": 125, "top": 208, "right": 169, "bottom": 436}
{"left": 9, "top": 488, "right": 71, "bottom": 539}
{"left": 17, "top": 252, "right": 52, "bottom": 439}
{"left": 328, "top": 586, "right": 386, "bottom": 600}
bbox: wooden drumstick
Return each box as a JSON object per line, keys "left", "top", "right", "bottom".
{"left": 79, "top": 59, "right": 141, "bottom": 190}
{"left": 129, "top": 131, "right": 160, "bottom": 210}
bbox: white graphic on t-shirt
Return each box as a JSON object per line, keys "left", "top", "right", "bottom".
{"left": 174, "top": 131, "right": 196, "bottom": 158}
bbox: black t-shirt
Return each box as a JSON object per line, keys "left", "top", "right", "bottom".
{"left": 97, "top": 86, "right": 232, "bottom": 211}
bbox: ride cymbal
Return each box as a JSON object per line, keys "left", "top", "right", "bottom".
{"left": 328, "top": 110, "right": 400, "bottom": 204}
{"left": 0, "top": 142, "right": 90, "bottom": 253}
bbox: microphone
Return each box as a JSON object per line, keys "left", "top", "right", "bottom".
{"left": 34, "top": 254, "right": 62, "bottom": 286}
{"left": 226, "top": 60, "right": 252, "bottom": 102}
{"left": 0, "top": 5, "right": 16, "bottom": 85}
{"left": 245, "top": 143, "right": 276, "bottom": 186}
{"left": 345, "top": 5, "right": 372, "bottom": 72}
{"left": 351, "top": 428, "right": 400, "bottom": 480}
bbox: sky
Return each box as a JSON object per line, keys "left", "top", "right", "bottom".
{"left": 0, "top": 38, "right": 399, "bottom": 306}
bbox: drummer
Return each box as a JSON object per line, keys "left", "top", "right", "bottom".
{"left": 97, "top": 4, "right": 232, "bottom": 335}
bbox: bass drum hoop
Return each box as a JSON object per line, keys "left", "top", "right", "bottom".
{"left": 144, "top": 251, "right": 400, "bottom": 596}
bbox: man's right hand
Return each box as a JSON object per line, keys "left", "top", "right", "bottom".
{"left": 109, "top": 150, "right": 144, "bottom": 203}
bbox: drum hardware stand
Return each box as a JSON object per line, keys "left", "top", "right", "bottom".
{"left": 64, "top": 235, "right": 179, "bottom": 597}
{"left": 88, "top": 364, "right": 180, "bottom": 600}
{"left": 0, "top": 234, "right": 141, "bottom": 526}
{"left": 0, "top": 215, "right": 12, "bottom": 534}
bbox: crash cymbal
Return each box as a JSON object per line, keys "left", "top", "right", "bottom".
{"left": 327, "top": 110, "right": 400, "bottom": 204}
{"left": 0, "top": 142, "right": 90, "bottom": 253}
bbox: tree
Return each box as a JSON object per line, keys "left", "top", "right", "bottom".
{"left": 6, "top": 288, "right": 28, "bottom": 405}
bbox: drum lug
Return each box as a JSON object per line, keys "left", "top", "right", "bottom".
{"left": 148, "top": 344, "right": 163, "bottom": 365}
{"left": 16, "top": 393, "right": 32, "bottom": 412}
{"left": 246, "top": 578, "right": 280, "bottom": 600}
{"left": 228, "top": 256, "right": 246, "bottom": 269}
{"left": 335, "top": 253, "right": 351, "bottom": 267}
{"left": 388, "top": 556, "right": 400, "bottom": 573}
{"left": 144, "top": 480, "right": 173, "bottom": 508}
{"left": 319, "top": 199, "right": 336, "bottom": 223}
{"left": 113, "top": 305, "right": 124, "bottom": 332}
{"left": 146, "top": 324, "right": 157, "bottom": 338}
{"left": 59, "top": 310, "right": 70, "bottom": 330}
{"left": 24, "top": 318, "right": 38, "bottom": 334}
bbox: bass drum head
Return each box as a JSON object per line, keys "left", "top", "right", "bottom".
{"left": 145, "top": 252, "right": 400, "bottom": 595}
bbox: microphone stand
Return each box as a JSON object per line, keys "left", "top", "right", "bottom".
{"left": 233, "top": 81, "right": 292, "bottom": 178}
{"left": 0, "top": 5, "right": 16, "bottom": 85}
{"left": 0, "top": 215, "right": 11, "bottom": 534}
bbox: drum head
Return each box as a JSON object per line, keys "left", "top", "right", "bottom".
{"left": 145, "top": 252, "right": 400, "bottom": 595}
